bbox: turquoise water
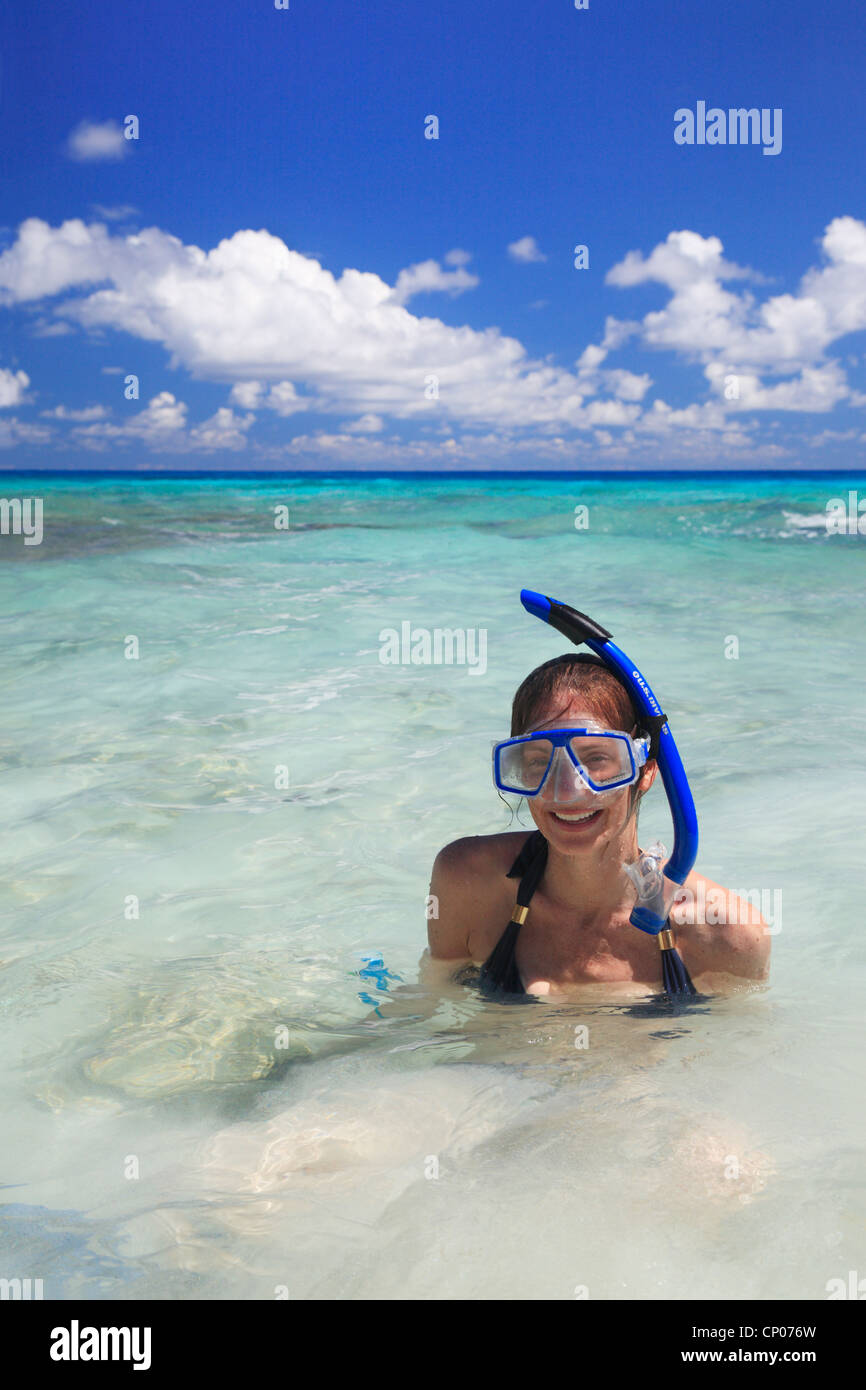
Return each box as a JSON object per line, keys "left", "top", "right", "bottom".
{"left": 1, "top": 471, "right": 864, "bottom": 1300}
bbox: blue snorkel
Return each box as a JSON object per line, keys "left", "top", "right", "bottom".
{"left": 520, "top": 588, "right": 698, "bottom": 995}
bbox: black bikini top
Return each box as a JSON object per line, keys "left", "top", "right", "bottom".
{"left": 477, "top": 829, "right": 548, "bottom": 1000}
{"left": 476, "top": 828, "right": 698, "bottom": 1005}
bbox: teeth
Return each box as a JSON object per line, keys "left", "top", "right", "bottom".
{"left": 553, "top": 809, "right": 598, "bottom": 822}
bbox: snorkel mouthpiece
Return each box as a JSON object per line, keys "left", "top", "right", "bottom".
{"left": 519, "top": 587, "right": 699, "bottom": 938}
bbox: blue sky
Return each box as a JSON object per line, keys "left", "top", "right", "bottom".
{"left": 2, "top": 0, "right": 866, "bottom": 470}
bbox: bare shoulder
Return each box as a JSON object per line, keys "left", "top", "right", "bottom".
{"left": 427, "top": 830, "right": 533, "bottom": 962}
{"left": 430, "top": 831, "right": 527, "bottom": 880}
{"left": 669, "top": 870, "right": 772, "bottom": 982}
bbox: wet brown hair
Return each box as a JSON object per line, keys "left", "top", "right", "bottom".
{"left": 511, "top": 653, "right": 640, "bottom": 738}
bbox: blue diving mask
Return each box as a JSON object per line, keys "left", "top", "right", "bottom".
{"left": 493, "top": 722, "right": 650, "bottom": 802}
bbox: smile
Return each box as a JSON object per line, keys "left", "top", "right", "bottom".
{"left": 551, "top": 808, "right": 602, "bottom": 825}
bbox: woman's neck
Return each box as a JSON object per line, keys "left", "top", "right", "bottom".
{"left": 538, "top": 820, "right": 640, "bottom": 922}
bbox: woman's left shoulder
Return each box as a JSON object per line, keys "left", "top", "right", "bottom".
{"left": 669, "top": 870, "right": 772, "bottom": 980}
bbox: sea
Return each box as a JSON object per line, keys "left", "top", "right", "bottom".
{"left": 0, "top": 470, "right": 863, "bottom": 1300}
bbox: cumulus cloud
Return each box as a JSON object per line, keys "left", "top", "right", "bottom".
{"left": 69, "top": 392, "right": 254, "bottom": 453}
{"left": 228, "top": 381, "right": 264, "bottom": 410}
{"left": 606, "top": 230, "right": 755, "bottom": 290}
{"left": 806, "top": 428, "right": 863, "bottom": 446}
{"left": 0, "top": 367, "right": 30, "bottom": 408}
{"left": 508, "top": 236, "right": 547, "bottom": 263}
{"left": 65, "top": 120, "right": 129, "bottom": 162}
{"left": 91, "top": 204, "right": 140, "bottom": 222}
{"left": 228, "top": 380, "right": 315, "bottom": 416}
{"left": 605, "top": 220, "right": 866, "bottom": 412}
{"left": 344, "top": 414, "right": 384, "bottom": 432}
{"left": 575, "top": 344, "right": 652, "bottom": 402}
{"left": 251, "top": 421, "right": 785, "bottom": 471}
{"left": 30, "top": 318, "right": 75, "bottom": 338}
{"left": 4, "top": 215, "right": 866, "bottom": 458}
{"left": 0, "top": 417, "right": 53, "bottom": 448}
{"left": 703, "top": 361, "right": 851, "bottom": 412}
{"left": 0, "top": 218, "right": 634, "bottom": 432}
{"left": 40, "top": 403, "right": 108, "bottom": 421}
{"left": 390, "top": 254, "right": 479, "bottom": 305}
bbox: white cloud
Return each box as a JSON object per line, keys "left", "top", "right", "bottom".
{"left": 70, "top": 392, "right": 254, "bottom": 453}
{"left": 575, "top": 344, "right": 652, "bottom": 402}
{"left": 0, "top": 218, "right": 633, "bottom": 432}
{"left": 4, "top": 215, "right": 866, "bottom": 459}
{"left": 188, "top": 406, "right": 254, "bottom": 452}
{"left": 390, "top": 256, "right": 479, "bottom": 305}
{"left": 344, "top": 413, "right": 383, "bottom": 433}
{"left": 228, "top": 381, "right": 264, "bottom": 410}
{"left": 30, "top": 318, "right": 75, "bottom": 338}
{"left": 91, "top": 204, "right": 140, "bottom": 222}
{"left": 228, "top": 380, "right": 313, "bottom": 415}
{"left": 606, "top": 230, "right": 754, "bottom": 290}
{"left": 703, "top": 361, "right": 850, "bottom": 412}
{"left": 65, "top": 120, "right": 129, "bottom": 163}
{"left": 806, "top": 428, "right": 864, "bottom": 446}
{"left": 0, "top": 417, "right": 52, "bottom": 448}
{"left": 605, "top": 220, "right": 866, "bottom": 412}
{"left": 583, "top": 399, "right": 642, "bottom": 426}
{"left": 253, "top": 422, "right": 787, "bottom": 470}
{"left": 40, "top": 404, "right": 108, "bottom": 421}
{"left": 637, "top": 399, "right": 734, "bottom": 433}
{"left": 600, "top": 316, "right": 641, "bottom": 351}
{"left": 0, "top": 367, "right": 30, "bottom": 408}
{"left": 508, "top": 236, "right": 547, "bottom": 263}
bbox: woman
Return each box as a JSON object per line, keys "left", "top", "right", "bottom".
{"left": 427, "top": 651, "right": 771, "bottom": 999}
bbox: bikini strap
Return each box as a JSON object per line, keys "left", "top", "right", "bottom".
{"left": 506, "top": 828, "right": 546, "bottom": 882}
{"left": 509, "top": 830, "right": 548, "bottom": 912}
{"left": 478, "top": 831, "right": 549, "bottom": 1000}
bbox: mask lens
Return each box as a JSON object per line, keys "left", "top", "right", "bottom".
{"left": 497, "top": 737, "right": 554, "bottom": 793}
{"left": 568, "top": 733, "right": 632, "bottom": 787}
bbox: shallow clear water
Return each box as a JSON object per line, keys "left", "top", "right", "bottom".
{"left": 1, "top": 472, "right": 864, "bottom": 1300}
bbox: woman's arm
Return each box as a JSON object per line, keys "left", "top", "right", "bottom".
{"left": 426, "top": 837, "right": 482, "bottom": 965}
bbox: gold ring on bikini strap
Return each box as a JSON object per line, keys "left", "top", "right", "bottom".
{"left": 658, "top": 928, "right": 676, "bottom": 952}
{"left": 511, "top": 905, "right": 529, "bottom": 925}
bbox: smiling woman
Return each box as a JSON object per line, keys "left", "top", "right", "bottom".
{"left": 428, "top": 591, "right": 771, "bottom": 1000}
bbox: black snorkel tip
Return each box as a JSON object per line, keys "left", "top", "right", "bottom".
{"left": 519, "top": 589, "right": 613, "bottom": 646}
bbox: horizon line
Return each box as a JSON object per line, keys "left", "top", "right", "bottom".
{"left": 2, "top": 467, "right": 866, "bottom": 481}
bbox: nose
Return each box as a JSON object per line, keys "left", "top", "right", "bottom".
{"left": 538, "top": 745, "right": 595, "bottom": 805}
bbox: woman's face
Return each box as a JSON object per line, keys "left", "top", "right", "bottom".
{"left": 523, "top": 698, "right": 656, "bottom": 851}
